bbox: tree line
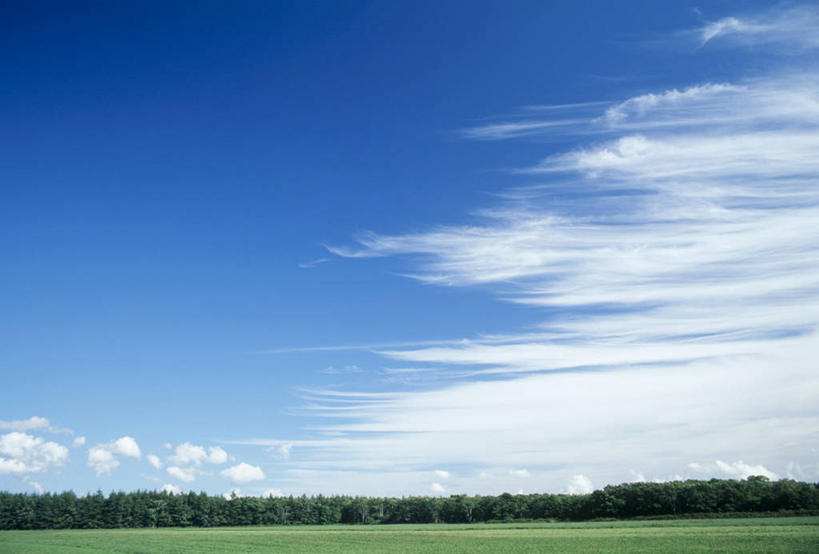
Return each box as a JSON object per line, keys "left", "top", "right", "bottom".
{"left": 1, "top": 476, "right": 817, "bottom": 530}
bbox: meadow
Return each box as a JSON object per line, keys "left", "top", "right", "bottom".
{"left": 1, "top": 516, "right": 817, "bottom": 553}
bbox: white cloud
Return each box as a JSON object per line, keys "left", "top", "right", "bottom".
{"left": 785, "top": 461, "right": 805, "bottom": 480}
{"left": 87, "top": 436, "right": 141, "bottom": 476}
{"left": 567, "top": 475, "right": 594, "bottom": 495}
{"left": 462, "top": 118, "right": 585, "bottom": 140}
{"left": 0, "top": 432, "right": 69, "bottom": 474}
{"left": 147, "top": 454, "right": 163, "bottom": 469}
{"left": 166, "top": 466, "right": 197, "bottom": 483}
{"left": 262, "top": 488, "right": 284, "bottom": 497}
{"left": 167, "top": 443, "right": 208, "bottom": 466}
{"left": 0, "top": 417, "right": 72, "bottom": 435}
{"left": 715, "top": 460, "right": 780, "bottom": 480}
{"left": 87, "top": 447, "right": 118, "bottom": 476}
{"left": 111, "top": 437, "right": 141, "bottom": 458}
{"left": 161, "top": 483, "right": 183, "bottom": 495}
{"left": 687, "top": 460, "right": 780, "bottom": 480}
{"left": 223, "top": 487, "right": 244, "bottom": 499}
{"left": 288, "top": 67, "right": 819, "bottom": 496}
{"left": 700, "top": 17, "right": 762, "bottom": 45}
{"left": 221, "top": 462, "right": 265, "bottom": 484}
{"left": 509, "top": 468, "right": 530, "bottom": 478}
{"left": 600, "top": 83, "right": 743, "bottom": 125}
{"left": 298, "top": 257, "right": 329, "bottom": 269}
{"left": 321, "top": 365, "right": 363, "bottom": 375}
{"left": 431, "top": 482, "right": 446, "bottom": 493}
{"left": 434, "top": 469, "right": 451, "bottom": 480}
{"left": 72, "top": 436, "right": 86, "bottom": 448}
{"left": 208, "top": 446, "right": 228, "bottom": 465}
{"left": 0, "top": 417, "right": 50, "bottom": 432}
{"left": 167, "top": 442, "right": 230, "bottom": 466}
{"left": 26, "top": 479, "right": 44, "bottom": 493}
{"left": 269, "top": 443, "right": 293, "bottom": 460}
{"left": 697, "top": 6, "right": 819, "bottom": 49}
{"left": 654, "top": 475, "right": 684, "bottom": 484}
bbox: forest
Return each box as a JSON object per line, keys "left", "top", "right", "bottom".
{"left": 1, "top": 477, "right": 817, "bottom": 530}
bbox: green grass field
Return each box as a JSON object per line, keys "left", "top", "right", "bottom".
{"left": 1, "top": 517, "right": 817, "bottom": 553}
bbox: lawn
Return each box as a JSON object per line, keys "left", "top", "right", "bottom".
{"left": 1, "top": 517, "right": 817, "bottom": 553}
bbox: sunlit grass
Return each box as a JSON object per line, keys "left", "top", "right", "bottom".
{"left": 1, "top": 516, "right": 818, "bottom": 553}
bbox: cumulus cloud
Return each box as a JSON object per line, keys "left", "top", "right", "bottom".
{"left": 157, "top": 443, "right": 231, "bottom": 482}
{"left": 431, "top": 482, "right": 446, "bottom": 493}
{"left": 0, "top": 417, "right": 50, "bottom": 432}
{"left": 72, "top": 436, "right": 86, "bottom": 448}
{"left": 434, "top": 469, "right": 451, "bottom": 480}
{"left": 262, "top": 488, "right": 284, "bottom": 497}
{"left": 785, "top": 462, "right": 807, "bottom": 480}
{"left": 167, "top": 442, "right": 229, "bottom": 466}
{"left": 223, "top": 487, "right": 244, "bottom": 499}
{"left": 0, "top": 416, "right": 72, "bottom": 435}
{"left": 87, "top": 437, "right": 141, "bottom": 476}
{"left": 686, "top": 459, "right": 781, "bottom": 480}
{"left": 220, "top": 462, "right": 265, "bottom": 484}
{"left": 87, "top": 447, "right": 118, "bottom": 477}
{"left": 166, "top": 466, "right": 197, "bottom": 483}
{"left": 714, "top": 460, "right": 779, "bottom": 480}
{"left": 112, "top": 437, "right": 141, "bottom": 457}
{"left": 25, "top": 478, "right": 44, "bottom": 493}
{"left": 147, "top": 454, "right": 163, "bottom": 470}
{"left": 161, "top": 483, "right": 183, "bottom": 494}
{"left": 207, "top": 446, "right": 229, "bottom": 465}
{"left": 568, "top": 475, "right": 594, "bottom": 495}
{"left": 167, "top": 443, "right": 208, "bottom": 466}
{"left": 0, "top": 432, "right": 69, "bottom": 474}
{"left": 269, "top": 443, "right": 293, "bottom": 460}
{"left": 509, "top": 468, "right": 530, "bottom": 478}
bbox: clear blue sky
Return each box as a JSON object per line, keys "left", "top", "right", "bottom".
{"left": 2, "top": 1, "right": 818, "bottom": 497}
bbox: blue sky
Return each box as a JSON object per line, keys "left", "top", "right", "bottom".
{"left": 2, "top": 1, "right": 818, "bottom": 497}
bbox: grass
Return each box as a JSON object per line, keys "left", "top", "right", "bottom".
{"left": 1, "top": 516, "right": 817, "bottom": 553}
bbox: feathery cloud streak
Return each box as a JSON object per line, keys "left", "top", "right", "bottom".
{"left": 697, "top": 6, "right": 819, "bottom": 49}
{"left": 316, "top": 62, "right": 819, "bottom": 491}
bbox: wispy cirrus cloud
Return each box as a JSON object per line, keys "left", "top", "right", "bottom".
{"left": 230, "top": 339, "right": 818, "bottom": 495}
{"left": 298, "top": 257, "right": 329, "bottom": 269}
{"left": 460, "top": 101, "right": 608, "bottom": 140}
{"left": 247, "top": 7, "right": 819, "bottom": 496}
{"left": 697, "top": 5, "right": 819, "bottom": 49}
{"left": 461, "top": 118, "right": 587, "bottom": 140}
